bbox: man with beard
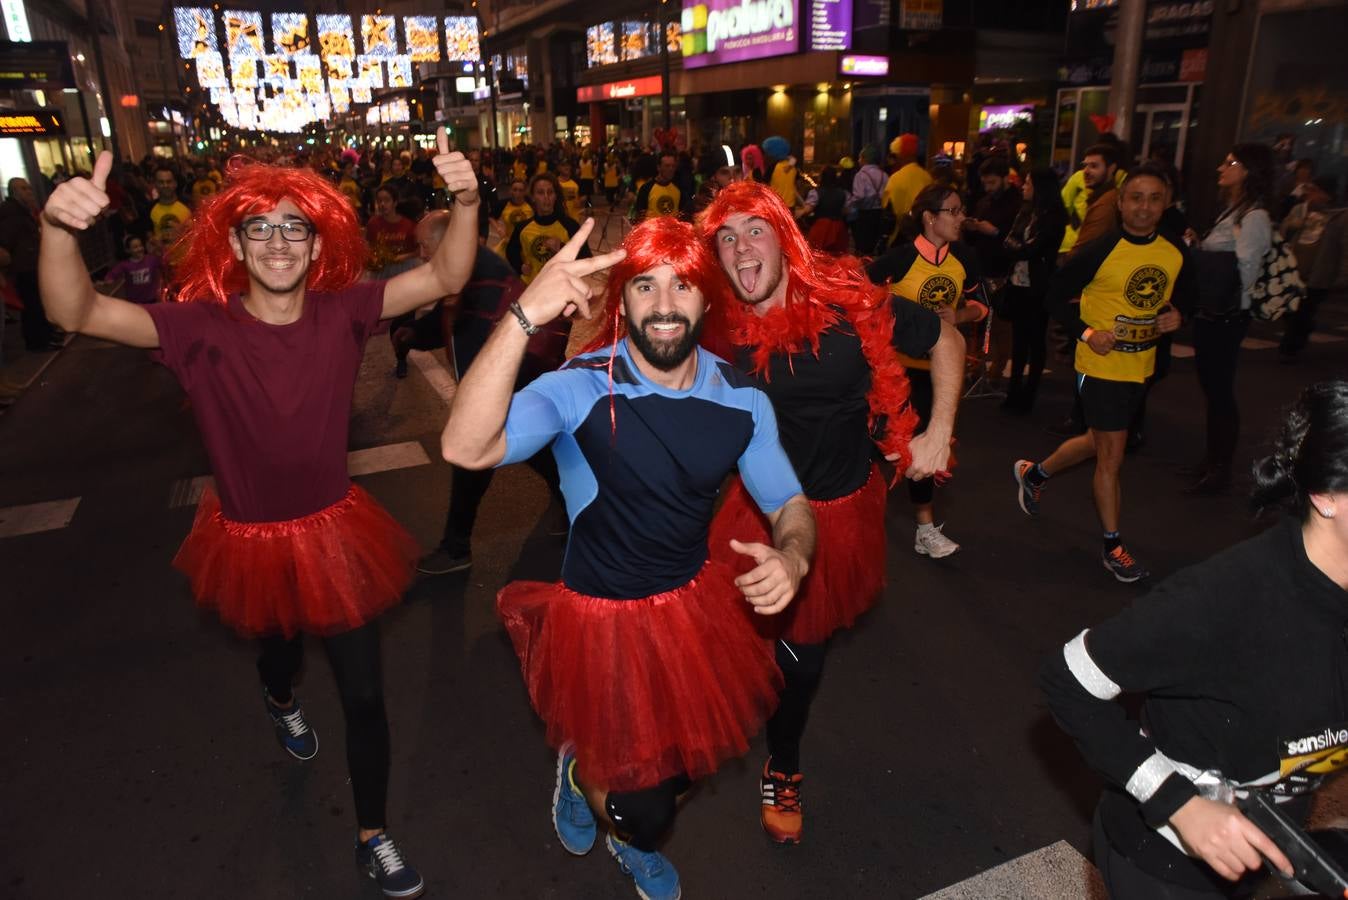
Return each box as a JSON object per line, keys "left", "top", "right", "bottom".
{"left": 39, "top": 127, "right": 483, "bottom": 898}
{"left": 698, "top": 180, "right": 965, "bottom": 844}
{"left": 506, "top": 171, "right": 589, "bottom": 283}
{"left": 441, "top": 216, "right": 814, "bottom": 900}
{"left": 1072, "top": 144, "right": 1124, "bottom": 253}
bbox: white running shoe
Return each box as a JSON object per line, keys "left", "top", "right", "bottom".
{"left": 915, "top": 523, "right": 960, "bottom": 558}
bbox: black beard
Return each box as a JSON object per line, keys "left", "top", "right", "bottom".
{"left": 628, "top": 313, "right": 703, "bottom": 372}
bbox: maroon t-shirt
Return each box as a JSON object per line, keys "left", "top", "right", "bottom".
{"left": 146, "top": 282, "right": 386, "bottom": 523}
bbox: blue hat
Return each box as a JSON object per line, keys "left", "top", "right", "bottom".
{"left": 762, "top": 135, "right": 791, "bottom": 159}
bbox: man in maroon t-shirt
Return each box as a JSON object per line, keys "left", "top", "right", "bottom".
{"left": 38, "top": 128, "right": 478, "bottom": 899}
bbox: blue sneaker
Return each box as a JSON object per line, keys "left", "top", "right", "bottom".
{"left": 263, "top": 689, "right": 317, "bottom": 761}
{"left": 606, "top": 833, "right": 681, "bottom": 900}
{"left": 552, "top": 742, "right": 596, "bottom": 855}
{"left": 355, "top": 832, "right": 424, "bottom": 898}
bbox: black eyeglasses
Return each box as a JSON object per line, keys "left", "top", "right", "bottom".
{"left": 937, "top": 205, "right": 965, "bottom": 216}
{"left": 238, "top": 220, "right": 315, "bottom": 242}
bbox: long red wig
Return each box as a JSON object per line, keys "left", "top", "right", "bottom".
{"left": 171, "top": 160, "right": 366, "bottom": 305}
{"left": 578, "top": 216, "right": 727, "bottom": 355}
{"left": 696, "top": 179, "right": 919, "bottom": 475}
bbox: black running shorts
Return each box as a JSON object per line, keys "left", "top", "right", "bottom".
{"left": 1077, "top": 374, "right": 1145, "bottom": 433}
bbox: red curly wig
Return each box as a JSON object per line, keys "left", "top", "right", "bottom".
{"left": 578, "top": 216, "right": 727, "bottom": 355}
{"left": 171, "top": 159, "right": 366, "bottom": 305}
{"left": 696, "top": 179, "right": 920, "bottom": 475}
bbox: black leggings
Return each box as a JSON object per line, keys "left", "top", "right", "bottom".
{"left": 1006, "top": 286, "right": 1049, "bottom": 407}
{"left": 765, "top": 639, "right": 828, "bottom": 775}
{"left": 1192, "top": 314, "right": 1250, "bottom": 469}
{"left": 605, "top": 773, "right": 692, "bottom": 851}
{"left": 257, "top": 621, "right": 389, "bottom": 830}
{"left": 906, "top": 371, "right": 935, "bottom": 506}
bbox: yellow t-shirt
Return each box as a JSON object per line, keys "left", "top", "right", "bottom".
{"left": 512, "top": 160, "right": 527, "bottom": 181}
{"left": 770, "top": 160, "right": 798, "bottom": 208}
{"left": 339, "top": 177, "right": 361, "bottom": 210}
{"left": 579, "top": 159, "right": 595, "bottom": 180}
{"left": 150, "top": 200, "right": 192, "bottom": 237}
{"left": 643, "top": 181, "right": 681, "bottom": 218}
{"left": 884, "top": 163, "right": 934, "bottom": 242}
{"left": 192, "top": 179, "right": 217, "bottom": 203}
{"left": 875, "top": 239, "right": 979, "bottom": 370}
{"left": 495, "top": 201, "right": 535, "bottom": 257}
{"left": 558, "top": 177, "right": 583, "bottom": 221}
{"left": 512, "top": 217, "right": 572, "bottom": 284}
{"left": 603, "top": 165, "right": 619, "bottom": 189}
{"left": 1070, "top": 233, "right": 1184, "bottom": 383}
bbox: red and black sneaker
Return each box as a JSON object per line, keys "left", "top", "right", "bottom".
{"left": 760, "top": 759, "right": 803, "bottom": 845}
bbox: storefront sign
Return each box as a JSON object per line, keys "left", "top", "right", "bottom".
{"left": 0, "top": 108, "right": 63, "bottom": 135}
{"left": 899, "top": 0, "right": 942, "bottom": 30}
{"left": 840, "top": 53, "right": 888, "bottom": 77}
{"left": 807, "top": 0, "right": 850, "bottom": 52}
{"left": 680, "top": 0, "right": 798, "bottom": 70}
{"left": 0, "top": 41, "right": 74, "bottom": 89}
{"left": 978, "top": 104, "right": 1033, "bottom": 132}
{"left": 577, "top": 75, "right": 663, "bottom": 103}
{"left": 1178, "top": 47, "right": 1206, "bottom": 82}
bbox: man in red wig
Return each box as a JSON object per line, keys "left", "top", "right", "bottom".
{"left": 39, "top": 128, "right": 481, "bottom": 899}
{"left": 442, "top": 216, "right": 815, "bottom": 900}
{"left": 698, "top": 179, "right": 965, "bottom": 845}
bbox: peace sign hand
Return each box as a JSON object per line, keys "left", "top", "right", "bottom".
{"left": 43, "top": 151, "right": 113, "bottom": 231}
{"left": 515, "top": 219, "right": 625, "bottom": 327}
{"left": 432, "top": 126, "right": 478, "bottom": 207}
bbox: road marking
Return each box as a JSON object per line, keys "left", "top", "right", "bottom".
{"left": 408, "top": 350, "right": 456, "bottom": 405}
{"left": 0, "top": 497, "right": 81, "bottom": 539}
{"left": 168, "top": 442, "right": 433, "bottom": 508}
{"left": 1309, "top": 332, "right": 1346, "bottom": 344}
{"left": 918, "top": 840, "right": 1104, "bottom": 899}
{"left": 1240, "top": 337, "right": 1279, "bottom": 350}
{"left": 347, "top": 440, "right": 432, "bottom": 476}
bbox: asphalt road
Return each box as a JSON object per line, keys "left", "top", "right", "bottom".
{"left": 3, "top": 296, "right": 1345, "bottom": 900}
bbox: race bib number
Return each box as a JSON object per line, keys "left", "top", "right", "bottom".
{"left": 1112, "top": 314, "right": 1160, "bottom": 352}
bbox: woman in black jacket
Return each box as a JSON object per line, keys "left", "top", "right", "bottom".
{"left": 1041, "top": 379, "right": 1348, "bottom": 899}
{"left": 1001, "top": 167, "right": 1067, "bottom": 413}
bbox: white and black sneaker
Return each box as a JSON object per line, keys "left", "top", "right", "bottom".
{"left": 263, "top": 689, "right": 318, "bottom": 761}
{"left": 356, "top": 832, "right": 425, "bottom": 898}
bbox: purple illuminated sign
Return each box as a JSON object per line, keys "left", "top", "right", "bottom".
{"left": 840, "top": 53, "right": 888, "bottom": 77}
{"left": 680, "top": 0, "right": 799, "bottom": 70}
{"left": 808, "top": 0, "right": 850, "bottom": 51}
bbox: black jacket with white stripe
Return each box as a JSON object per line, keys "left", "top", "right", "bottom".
{"left": 1040, "top": 516, "right": 1348, "bottom": 891}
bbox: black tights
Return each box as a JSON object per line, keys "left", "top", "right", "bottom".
{"left": 605, "top": 773, "right": 692, "bottom": 852}
{"left": 257, "top": 621, "right": 389, "bottom": 830}
{"left": 1193, "top": 314, "right": 1250, "bottom": 470}
{"left": 765, "top": 639, "right": 829, "bottom": 774}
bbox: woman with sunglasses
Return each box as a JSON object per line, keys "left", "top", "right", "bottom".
{"left": 867, "top": 182, "right": 987, "bottom": 559}
{"left": 1186, "top": 144, "right": 1276, "bottom": 494}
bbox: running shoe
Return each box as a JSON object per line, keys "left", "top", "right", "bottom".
{"left": 760, "top": 759, "right": 803, "bottom": 845}
{"left": 606, "top": 833, "right": 681, "bottom": 900}
{"left": 914, "top": 523, "right": 960, "bottom": 558}
{"left": 415, "top": 546, "right": 471, "bottom": 576}
{"left": 263, "top": 689, "right": 317, "bottom": 761}
{"left": 356, "top": 832, "right": 424, "bottom": 898}
{"left": 1102, "top": 545, "right": 1149, "bottom": 583}
{"left": 552, "top": 742, "right": 596, "bottom": 855}
{"left": 1013, "top": 460, "right": 1042, "bottom": 517}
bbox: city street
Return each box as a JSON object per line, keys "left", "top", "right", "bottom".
{"left": 3, "top": 294, "right": 1345, "bottom": 899}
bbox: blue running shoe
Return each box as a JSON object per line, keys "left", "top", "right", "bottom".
{"left": 552, "top": 742, "right": 596, "bottom": 855}
{"left": 263, "top": 689, "right": 317, "bottom": 761}
{"left": 356, "top": 832, "right": 424, "bottom": 898}
{"left": 606, "top": 833, "right": 681, "bottom": 900}
{"left": 1013, "top": 459, "right": 1043, "bottom": 517}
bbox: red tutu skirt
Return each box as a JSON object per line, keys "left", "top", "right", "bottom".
{"left": 497, "top": 561, "right": 782, "bottom": 793}
{"left": 710, "top": 464, "right": 887, "bottom": 645}
{"left": 174, "top": 484, "right": 417, "bottom": 639}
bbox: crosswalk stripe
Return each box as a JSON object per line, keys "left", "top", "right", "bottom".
{"left": 167, "top": 442, "right": 433, "bottom": 509}
{"left": 347, "top": 440, "right": 432, "bottom": 476}
{"left": 0, "top": 497, "right": 81, "bottom": 539}
{"left": 408, "top": 349, "right": 457, "bottom": 405}
{"left": 917, "top": 840, "right": 1103, "bottom": 899}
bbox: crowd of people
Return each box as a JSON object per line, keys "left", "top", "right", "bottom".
{"left": 22, "top": 120, "right": 1348, "bottom": 900}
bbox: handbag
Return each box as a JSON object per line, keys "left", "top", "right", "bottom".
{"left": 1246, "top": 228, "right": 1305, "bottom": 321}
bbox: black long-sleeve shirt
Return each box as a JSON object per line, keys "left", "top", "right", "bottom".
{"left": 1041, "top": 517, "right": 1348, "bottom": 891}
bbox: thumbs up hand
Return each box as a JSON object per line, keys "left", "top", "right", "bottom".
{"left": 432, "top": 126, "right": 478, "bottom": 207}
{"left": 42, "top": 151, "right": 113, "bottom": 231}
